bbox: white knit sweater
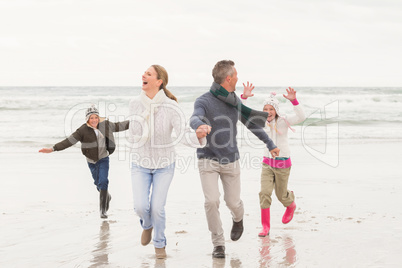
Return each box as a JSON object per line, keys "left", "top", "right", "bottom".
{"left": 128, "top": 93, "right": 205, "bottom": 169}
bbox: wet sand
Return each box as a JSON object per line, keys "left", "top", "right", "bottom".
{"left": 1, "top": 141, "right": 401, "bottom": 267}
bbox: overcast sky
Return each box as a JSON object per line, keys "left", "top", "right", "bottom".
{"left": 0, "top": 0, "right": 401, "bottom": 87}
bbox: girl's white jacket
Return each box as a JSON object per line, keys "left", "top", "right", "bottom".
{"left": 263, "top": 103, "right": 305, "bottom": 159}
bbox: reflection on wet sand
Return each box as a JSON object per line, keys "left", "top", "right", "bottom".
{"left": 212, "top": 257, "right": 226, "bottom": 268}
{"left": 283, "top": 236, "right": 296, "bottom": 265}
{"left": 259, "top": 236, "right": 272, "bottom": 267}
{"left": 154, "top": 258, "right": 166, "bottom": 268}
{"left": 230, "top": 258, "right": 242, "bottom": 267}
{"left": 259, "top": 235, "right": 296, "bottom": 267}
{"left": 212, "top": 255, "right": 243, "bottom": 268}
{"left": 90, "top": 221, "right": 110, "bottom": 267}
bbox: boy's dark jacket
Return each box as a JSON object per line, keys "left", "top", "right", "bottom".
{"left": 53, "top": 120, "right": 129, "bottom": 162}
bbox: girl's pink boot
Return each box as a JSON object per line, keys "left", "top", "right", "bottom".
{"left": 258, "top": 208, "right": 270, "bottom": 237}
{"left": 282, "top": 201, "right": 296, "bottom": 224}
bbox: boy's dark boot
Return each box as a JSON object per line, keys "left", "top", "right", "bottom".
{"left": 105, "top": 192, "right": 112, "bottom": 212}
{"left": 100, "top": 190, "right": 108, "bottom": 219}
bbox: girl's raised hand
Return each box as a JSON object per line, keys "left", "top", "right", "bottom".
{"left": 242, "top": 81, "right": 255, "bottom": 98}
{"left": 283, "top": 87, "right": 296, "bottom": 101}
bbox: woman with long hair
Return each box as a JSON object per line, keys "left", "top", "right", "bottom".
{"left": 128, "top": 65, "right": 208, "bottom": 259}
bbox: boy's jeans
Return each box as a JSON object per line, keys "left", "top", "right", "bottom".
{"left": 87, "top": 156, "right": 109, "bottom": 191}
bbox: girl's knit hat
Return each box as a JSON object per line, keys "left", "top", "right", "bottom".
{"left": 85, "top": 104, "right": 100, "bottom": 122}
{"left": 263, "top": 92, "right": 282, "bottom": 117}
{"left": 263, "top": 92, "right": 296, "bottom": 133}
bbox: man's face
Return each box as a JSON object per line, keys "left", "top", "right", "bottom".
{"left": 227, "top": 67, "right": 238, "bottom": 92}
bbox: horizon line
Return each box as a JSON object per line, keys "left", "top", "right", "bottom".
{"left": 1, "top": 85, "right": 401, "bottom": 88}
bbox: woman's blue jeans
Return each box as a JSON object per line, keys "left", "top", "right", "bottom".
{"left": 130, "top": 162, "right": 175, "bottom": 248}
{"left": 87, "top": 156, "right": 110, "bottom": 191}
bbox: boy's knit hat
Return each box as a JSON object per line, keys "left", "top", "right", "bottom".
{"left": 263, "top": 92, "right": 282, "bottom": 117}
{"left": 85, "top": 104, "right": 99, "bottom": 122}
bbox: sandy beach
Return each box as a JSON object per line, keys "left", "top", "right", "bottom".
{"left": 1, "top": 140, "right": 401, "bottom": 267}
{"left": 1, "top": 0, "right": 401, "bottom": 265}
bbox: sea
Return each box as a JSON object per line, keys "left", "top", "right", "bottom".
{"left": 1, "top": 86, "right": 402, "bottom": 154}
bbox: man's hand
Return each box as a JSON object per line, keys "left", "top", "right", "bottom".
{"left": 242, "top": 81, "right": 255, "bottom": 99}
{"left": 196, "top": 124, "right": 211, "bottom": 139}
{"left": 269, "top": 147, "right": 280, "bottom": 158}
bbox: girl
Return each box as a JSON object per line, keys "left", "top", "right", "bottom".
{"left": 242, "top": 86, "right": 305, "bottom": 236}
{"left": 128, "top": 65, "right": 207, "bottom": 259}
{"left": 39, "top": 105, "right": 129, "bottom": 219}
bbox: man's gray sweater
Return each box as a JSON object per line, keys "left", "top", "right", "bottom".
{"left": 190, "top": 90, "right": 277, "bottom": 164}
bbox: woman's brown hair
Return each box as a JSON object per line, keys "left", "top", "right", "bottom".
{"left": 151, "top": 64, "right": 178, "bottom": 103}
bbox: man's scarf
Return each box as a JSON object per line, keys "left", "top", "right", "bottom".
{"left": 209, "top": 82, "right": 268, "bottom": 128}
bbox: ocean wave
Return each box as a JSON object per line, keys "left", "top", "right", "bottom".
{"left": 1, "top": 86, "right": 401, "bottom": 148}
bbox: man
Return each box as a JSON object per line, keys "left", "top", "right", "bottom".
{"left": 190, "top": 60, "right": 280, "bottom": 258}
